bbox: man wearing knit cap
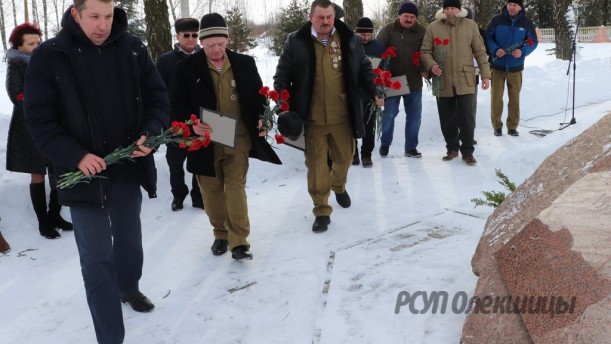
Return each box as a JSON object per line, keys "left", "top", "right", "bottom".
{"left": 157, "top": 18, "right": 204, "bottom": 213}
{"left": 274, "top": 0, "right": 383, "bottom": 233}
{"left": 376, "top": 1, "right": 426, "bottom": 159}
{"left": 486, "top": 0, "right": 538, "bottom": 137}
{"left": 353, "top": 17, "right": 386, "bottom": 168}
{"left": 171, "top": 13, "right": 281, "bottom": 260}
{"left": 420, "top": 0, "right": 491, "bottom": 165}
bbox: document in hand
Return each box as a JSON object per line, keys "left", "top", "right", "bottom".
{"left": 200, "top": 107, "right": 237, "bottom": 148}
{"left": 385, "top": 75, "right": 410, "bottom": 97}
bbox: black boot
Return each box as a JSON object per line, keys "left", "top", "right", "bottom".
{"left": 48, "top": 189, "right": 73, "bottom": 230}
{"left": 30, "top": 183, "right": 60, "bottom": 239}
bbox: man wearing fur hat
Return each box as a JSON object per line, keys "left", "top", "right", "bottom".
{"left": 156, "top": 18, "right": 204, "bottom": 212}
{"left": 353, "top": 17, "right": 386, "bottom": 168}
{"left": 486, "top": 0, "right": 538, "bottom": 137}
{"left": 273, "top": 0, "right": 383, "bottom": 233}
{"left": 376, "top": 1, "right": 426, "bottom": 159}
{"left": 171, "top": 13, "right": 281, "bottom": 260}
{"left": 420, "top": 0, "right": 491, "bottom": 165}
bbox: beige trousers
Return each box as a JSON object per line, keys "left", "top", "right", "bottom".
{"left": 197, "top": 146, "right": 250, "bottom": 250}
{"left": 491, "top": 69, "right": 523, "bottom": 130}
{"left": 305, "top": 122, "right": 354, "bottom": 217}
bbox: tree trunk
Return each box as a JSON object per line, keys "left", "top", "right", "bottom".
{"left": 180, "top": 0, "right": 189, "bottom": 18}
{"left": 42, "top": 0, "right": 48, "bottom": 39}
{"left": 343, "top": 0, "right": 363, "bottom": 30}
{"left": 24, "top": 0, "right": 29, "bottom": 22}
{"left": 143, "top": 0, "right": 172, "bottom": 62}
{"left": 0, "top": 4, "right": 6, "bottom": 52}
{"left": 553, "top": 0, "right": 572, "bottom": 60}
{"left": 11, "top": 0, "right": 17, "bottom": 26}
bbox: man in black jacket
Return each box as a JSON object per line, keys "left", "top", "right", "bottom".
{"left": 274, "top": 0, "right": 382, "bottom": 233}
{"left": 172, "top": 13, "right": 281, "bottom": 261}
{"left": 156, "top": 18, "right": 204, "bottom": 212}
{"left": 24, "top": 0, "right": 169, "bottom": 342}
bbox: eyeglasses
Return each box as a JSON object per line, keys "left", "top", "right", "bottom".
{"left": 181, "top": 33, "right": 199, "bottom": 39}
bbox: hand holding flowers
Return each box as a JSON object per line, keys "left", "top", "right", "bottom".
{"left": 494, "top": 37, "right": 534, "bottom": 61}
{"left": 431, "top": 37, "right": 449, "bottom": 96}
{"left": 259, "top": 86, "right": 290, "bottom": 145}
{"left": 58, "top": 115, "right": 210, "bottom": 189}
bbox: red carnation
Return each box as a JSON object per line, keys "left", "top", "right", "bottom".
{"left": 384, "top": 79, "right": 393, "bottom": 88}
{"left": 381, "top": 52, "right": 389, "bottom": 59}
{"left": 443, "top": 39, "right": 449, "bottom": 46}
{"left": 188, "top": 139, "right": 202, "bottom": 151}
{"left": 16, "top": 93, "right": 24, "bottom": 101}
{"left": 527, "top": 37, "right": 534, "bottom": 46}
{"left": 268, "top": 90, "right": 279, "bottom": 101}
{"left": 190, "top": 114, "right": 199, "bottom": 126}
{"left": 391, "top": 80, "right": 402, "bottom": 90}
{"left": 373, "top": 77, "right": 384, "bottom": 85}
{"left": 381, "top": 71, "right": 392, "bottom": 80}
{"left": 280, "top": 102, "right": 290, "bottom": 111}
{"left": 280, "top": 89, "right": 290, "bottom": 101}
{"left": 434, "top": 37, "right": 442, "bottom": 46}
{"left": 202, "top": 133, "right": 211, "bottom": 148}
{"left": 373, "top": 67, "right": 382, "bottom": 75}
{"left": 258, "top": 86, "right": 269, "bottom": 95}
{"left": 274, "top": 133, "right": 285, "bottom": 144}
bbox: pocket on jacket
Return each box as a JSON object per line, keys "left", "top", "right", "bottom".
{"left": 461, "top": 65, "right": 476, "bottom": 87}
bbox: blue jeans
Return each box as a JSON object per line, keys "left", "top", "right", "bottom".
{"left": 70, "top": 181, "right": 144, "bottom": 344}
{"left": 380, "top": 88, "right": 423, "bottom": 152}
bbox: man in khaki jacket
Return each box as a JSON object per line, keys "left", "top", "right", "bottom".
{"left": 420, "top": 0, "right": 490, "bottom": 165}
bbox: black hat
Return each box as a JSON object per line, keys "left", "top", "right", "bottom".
{"left": 277, "top": 111, "right": 302, "bottom": 141}
{"left": 507, "top": 0, "right": 524, "bottom": 9}
{"left": 355, "top": 17, "right": 374, "bottom": 33}
{"left": 199, "top": 13, "right": 228, "bottom": 40}
{"left": 333, "top": 3, "right": 345, "bottom": 19}
{"left": 398, "top": 1, "right": 419, "bottom": 16}
{"left": 443, "top": 0, "right": 461, "bottom": 9}
{"left": 174, "top": 18, "right": 199, "bottom": 34}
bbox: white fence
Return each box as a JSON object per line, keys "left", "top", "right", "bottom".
{"left": 537, "top": 26, "right": 610, "bottom": 43}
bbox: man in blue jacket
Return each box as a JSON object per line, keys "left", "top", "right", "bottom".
{"left": 486, "top": 0, "right": 538, "bottom": 137}
{"left": 24, "top": 0, "right": 169, "bottom": 342}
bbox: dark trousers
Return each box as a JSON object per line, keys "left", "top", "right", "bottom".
{"left": 166, "top": 145, "right": 202, "bottom": 204}
{"left": 436, "top": 94, "right": 476, "bottom": 156}
{"left": 355, "top": 101, "right": 376, "bottom": 158}
{"left": 70, "top": 182, "right": 144, "bottom": 344}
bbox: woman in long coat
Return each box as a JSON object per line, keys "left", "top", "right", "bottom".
{"left": 5, "top": 22, "right": 71, "bottom": 239}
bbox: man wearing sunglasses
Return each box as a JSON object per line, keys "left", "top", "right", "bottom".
{"left": 156, "top": 18, "right": 205, "bottom": 212}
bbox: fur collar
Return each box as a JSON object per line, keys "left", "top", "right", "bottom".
{"left": 435, "top": 8, "right": 468, "bottom": 20}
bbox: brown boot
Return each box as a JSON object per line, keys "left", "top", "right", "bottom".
{"left": 0, "top": 230, "right": 10, "bottom": 253}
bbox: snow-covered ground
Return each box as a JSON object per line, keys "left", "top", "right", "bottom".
{"left": 1, "top": 43, "right": 609, "bottom": 343}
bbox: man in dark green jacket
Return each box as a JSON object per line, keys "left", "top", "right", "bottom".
{"left": 274, "top": 0, "right": 382, "bottom": 233}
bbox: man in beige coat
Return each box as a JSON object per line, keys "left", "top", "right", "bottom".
{"left": 420, "top": 0, "right": 490, "bottom": 165}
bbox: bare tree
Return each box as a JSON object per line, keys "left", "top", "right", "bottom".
{"left": 553, "top": 0, "right": 572, "bottom": 60}
{"left": 180, "top": 0, "right": 188, "bottom": 17}
{"left": 1, "top": 0, "right": 6, "bottom": 51}
{"left": 142, "top": 0, "right": 172, "bottom": 62}
{"left": 11, "top": 0, "right": 16, "bottom": 26}
{"left": 24, "top": 0, "right": 28, "bottom": 22}
{"left": 41, "top": 0, "right": 48, "bottom": 38}
{"left": 343, "top": 0, "right": 363, "bottom": 30}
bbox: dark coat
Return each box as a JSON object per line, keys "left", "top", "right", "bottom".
{"left": 273, "top": 20, "right": 376, "bottom": 139}
{"left": 156, "top": 43, "right": 201, "bottom": 91}
{"left": 5, "top": 48, "right": 47, "bottom": 174}
{"left": 171, "top": 49, "right": 281, "bottom": 177}
{"left": 24, "top": 7, "right": 169, "bottom": 206}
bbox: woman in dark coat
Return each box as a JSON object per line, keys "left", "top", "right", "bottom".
{"left": 5, "top": 22, "right": 71, "bottom": 239}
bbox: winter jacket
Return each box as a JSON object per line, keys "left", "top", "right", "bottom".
{"left": 156, "top": 43, "right": 201, "bottom": 91}
{"left": 377, "top": 18, "right": 426, "bottom": 89}
{"left": 171, "top": 49, "right": 281, "bottom": 177}
{"left": 24, "top": 6, "right": 169, "bottom": 206}
{"left": 5, "top": 48, "right": 47, "bottom": 174}
{"left": 421, "top": 9, "right": 491, "bottom": 97}
{"left": 486, "top": 7, "right": 538, "bottom": 73}
{"left": 273, "top": 20, "right": 376, "bottom": 139}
